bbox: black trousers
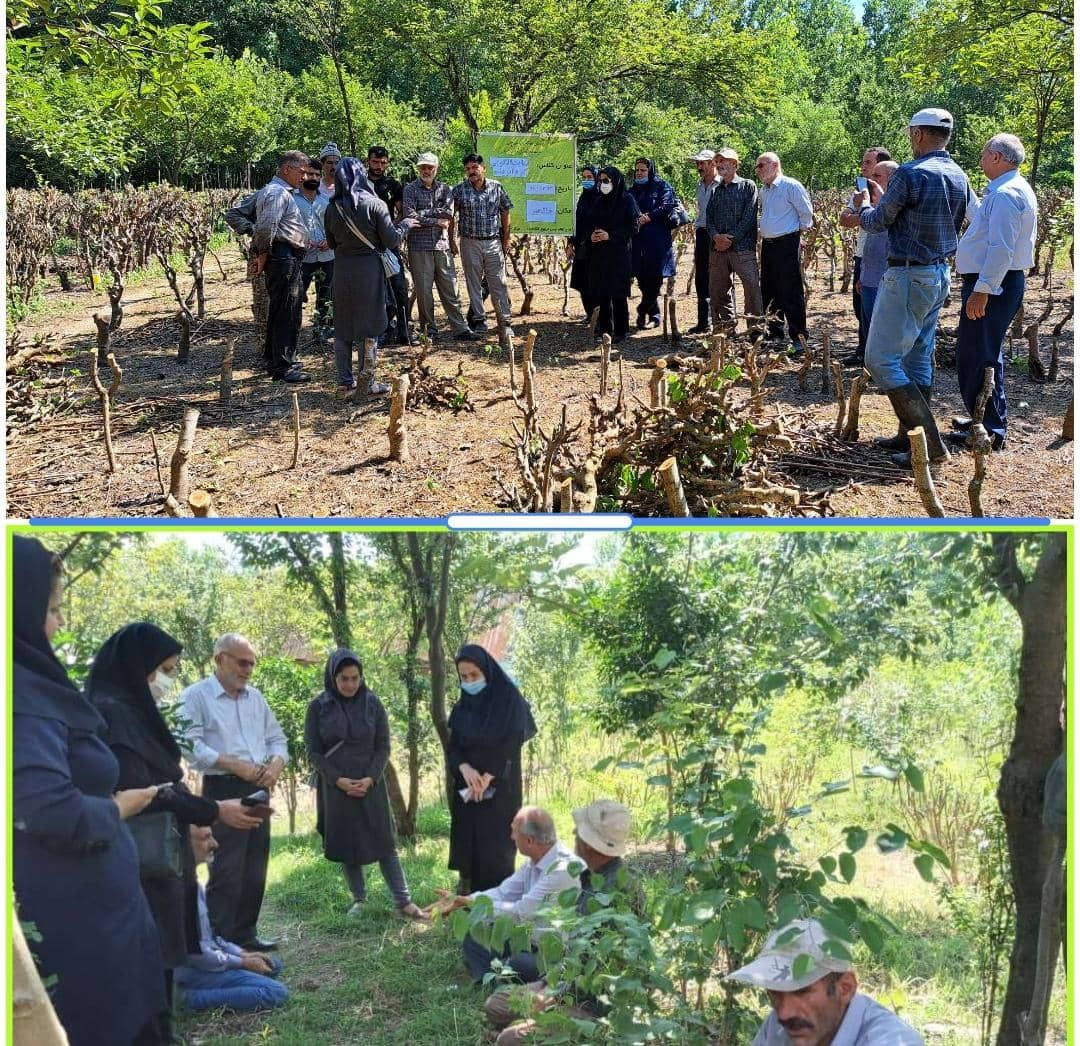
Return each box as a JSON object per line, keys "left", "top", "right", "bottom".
{"left": 203, "top": 774, "right": 271, "bottom": 945}
{"left": 596, "top": 295, "right": 630, "bottom": 339}
{"left": 301, "top": 259, "right": 334, "bottom": 326}
{"left": 853, "top": 255, "right": 868, "bottom": 353}
{"left": 694, "top": 227, "right": 712, "bottom": 326}
{"left": 635, "top": 268, "right": 664, "bottom": 323}
{"left": 263, "top": 245, "right": 304, "bottom": 375}
{"left": 760, "top": 232, "right": 807, "bottom": 342}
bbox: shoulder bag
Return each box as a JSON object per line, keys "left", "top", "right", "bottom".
{"left": 334, "top": 202, "right": 401, "bottom": 278}
{"left": 127, "top": 809, "right": 183, "bottom": 880}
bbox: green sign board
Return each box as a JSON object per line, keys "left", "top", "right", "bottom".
{"left": 477, "top": 132, "right": 578, "bottom": 236}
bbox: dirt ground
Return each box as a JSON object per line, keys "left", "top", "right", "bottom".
{"left": 6, "top": 241, "right": 1074, "bottom": 519}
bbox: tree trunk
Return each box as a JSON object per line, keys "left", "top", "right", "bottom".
{"left": 329, "top": 533, "right": 351, "bottom": 647}
{"left": 402, "top": 613, "right": 426, "bottom": 838}
{"left": 992, "top": 533, "right": 1066, "bottom": 1045}
{"left": 384, "top": 762, "right": 411, "bottom": 838}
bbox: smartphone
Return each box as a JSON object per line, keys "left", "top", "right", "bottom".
{"left": 855, "top": 177, "right": 868, "bottom": 191}
{"left": 242, "top": 789, "right": 270, "bottom": 806}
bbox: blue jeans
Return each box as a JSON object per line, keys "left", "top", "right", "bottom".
{"left": 462, "top": 930, "right": 541, "bottom": 983}
{"left": 956, "top": 270, "right": 1024, "bottom": 441}
{"left": 175, "top": 954, "right": 287, "bottom": 1012}
{"left": 865, "top": 263, "right": 950, "bottom": 391}
{"left": 860, "top": 285, "right": 877, "bottom": 333}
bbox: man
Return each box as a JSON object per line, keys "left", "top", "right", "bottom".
{"left": 840, "top": 108, "right": 974, "bottom": 467}
{"left": 295, "top": 160, "right": 334, "bottom": 337}
{"left": 174, "top": 826, "right": 289, "bottom": 1013}
{"left": 706, "top": 147, "right": 763, "bottom": 339}
{"left": 317, "top": 142, "right": 341, "bottom": 198}
{"left": 688, "top": 148, "right": 722, "bottom": 334}
{"left": 452, "top": 153, "right": 515, "bottom": 339}
{"left": 250, "top": 150, "right": 312, "bottom": 383}
{"left": 755, "top": 152, "right": 814, "bottom": 353}
{"left": 846, "top": 147, "right": 892, "bottom": 366}
{"left": 431, "top": 807, "right": 577, "bottom": 983}
{"left": 403, "top": 152, "right": 480, "bottom": 342}
{"left": 726, "top": 918, "right": 923, "bottom": 1045}
{"left": 484, "top": 800, "right": 642, "bottom": 1045}
{"left": 181, "top": 633, "right": 289, "bottom": 951}
{"left": 949, "top": 133, "right": 1037, "bottom": 453}
{"left": 367, "top": 144, "right": 418, "bottom": 346}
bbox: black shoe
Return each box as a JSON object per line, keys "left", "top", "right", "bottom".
{"left": 945, "top": 430, "right": 1006, "bottom": 451}
{"left": 273, "top": 368, "right": 311, "bottom": 383}
{"left": 951, "top": 416, "right": 973, "bottom": 432}
{"left": 686, "top": 322, "right": 712, "bottom": 335}
{"left": 453, "top": 330, "right": 480, "bottom": 342}
{"left": 842, "top": 351, "right": 865, "bottom": 367}
{"left": 635, "top": 314, "right": 646, "bottom": 330}
{"left": 237, "top": 937, "right": 279, "bottom": 951}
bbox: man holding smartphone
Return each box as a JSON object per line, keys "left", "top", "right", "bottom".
{"left": 846, "top": 146, "right": 892, "bottom": 366}
{"left": 181, "top": 633, "right": 288, "bottom": 952}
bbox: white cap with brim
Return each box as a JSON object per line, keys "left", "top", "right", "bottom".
{"left": 691, "top": 149, "right": 716, "bottom": 162}
{"left": 416, "top": 152, "right": 439, "bottom": 167}
{"left": 908, "top": 108, "right": 954, "bottom": 130}
{"left": 572, "top": 799, "right": 631, "bottom": 857}
{"left": 725, "top": 919, "right": 852, "bottom": 992}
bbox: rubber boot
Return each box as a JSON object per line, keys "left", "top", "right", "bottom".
{"left": 361, "top": 338, "right": 389, "bottom": 395}
{"left": 875, "top": 384, "right": 932, "bottom": 452}
{"left": 884, "top": 383, "right": 948, "bottom": 466}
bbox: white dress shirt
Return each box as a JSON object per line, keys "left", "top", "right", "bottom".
{"left": 954, "top": 168, "right": 1037, "bottom": 295}
{"left": 181, "top": 674, "right": 289, "bottom": 772}
{"left": 471, "top": 841, "right": 579, "bottom": 922}
{"left": 759, "top": 173, "right": 814, "bottom": 239}
{"left": 751, "top": 992, "right": 924, "bottom": 1045}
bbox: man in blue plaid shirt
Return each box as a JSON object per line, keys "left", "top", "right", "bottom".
{"left": 841, "top": 108, "right": 975, "bottom": 468}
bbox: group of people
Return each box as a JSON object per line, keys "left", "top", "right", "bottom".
{"left": 11, "top": 532, "right": 937, "bottom": 1044}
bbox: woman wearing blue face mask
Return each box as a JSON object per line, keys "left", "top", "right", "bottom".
{"left": 628, "top": 157, "right": 678, "bottom": 330}
{"left": 568, "top": 164, "right": 599, "bottom": 321}
{"left": 446, "top": 643, "right": 537, "bottom": 893}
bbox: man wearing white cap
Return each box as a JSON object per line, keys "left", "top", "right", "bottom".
{"left": 402, "top": 153, "right": 480, "bottom": 342}
{"left": 317, "top": 142, "right": 342, "bottom": 199}
{"left": 689, "top": 149, "right": 722, "bottom": 334}
{"left": 840, "top": 108, "right": 975, "bottom": 469}
{"left": 727, "top": 918, "right": 923, "bottom": 1044}
{"left": 484, "top": 799, "right": 642, "bottom": 1044}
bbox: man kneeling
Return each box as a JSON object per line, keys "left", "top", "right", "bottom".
{"left": 175, "top": 826, "right": 289, "bottom": 1012}
{"left": 726, "top": 918, "right": 923, "bottom": 1044}
{"left": 485, "top": 800, "right": 642, "bottom": 1044}
{"left": 431, "top": 807, "right": 577, "bottom": 983}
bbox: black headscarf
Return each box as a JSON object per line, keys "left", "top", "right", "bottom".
{"left": 633, "top": 157, "right": 658, "bottom": 183}
{"left": 334, "top": 157, "right": 377, "bottom": 222}
{"left": 323, "top": 647, "right": 365, "bottom": 701}
{"left": 449, "top": 643, "right": 537, "bottom": 746}
{"left": 86, "top": 623, "right": 184, "bottom": 781}
{"left": 580, "top": 164, "right": 598, "bottom": 186}
{"left": 12, "top": 535, "right": 103, "bottom": 732}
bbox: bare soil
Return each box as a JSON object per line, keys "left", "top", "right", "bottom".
{"left": 6, "top": 243, "right": 1073, "bottom": 519}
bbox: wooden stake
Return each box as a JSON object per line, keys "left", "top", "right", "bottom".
{"left": 600, "top": 334, "right": 611, "bottom": 397}
{"left": 188, "top": 490, "right": 216, "bottom": 517}
{"left": 388, "top": 374, "right": 410, "bottom": 462}
{"left": 668, "top": 296, "right": 680, "bottom": 342}
{"left": 169, "top": 407, "right": 200, "bottom": 505}
{"left": 657, "top": 456, "right": 690, "bottom": 516}
{"left": 831, "top": 359, "right": 846, "bottom": 437}
{"left": 840, "top": 369, "right": 870, "bottom": 442}
{"left": 89, "top": 349, "right": 122, "bottom": 473}
{"left": 820, "top": 331, "right": 831, "bottom": 394}
{"left": 1062, "top": 400, "right": 1073, "bottom": 441}
{"left": 219, "top": 338, "right": 235, "bottom": 402}
{"left": 290, "top": 392, "right": 300, "bottom": 469}
{"left": 909, "top": 427, "right": 945, "bottom": 517}
{"left": 649, "top": 359, "right": 668, "bottom": 408}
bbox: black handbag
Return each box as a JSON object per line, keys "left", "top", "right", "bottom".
{"left": 667, "top": 199, "right": 693, "bottom": 230}
{"left": 127, "top": 810, "right": 183, "bottom": 880}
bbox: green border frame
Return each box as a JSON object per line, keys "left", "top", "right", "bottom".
{"left": 6, "top": 521, "right": 1072, "bottom": 1044}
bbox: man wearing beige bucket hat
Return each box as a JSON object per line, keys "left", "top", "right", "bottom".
{"left": 726, "top": 918, "right": 923, "bottom": 1044}
{"left": 484, "top": 799, "right": 643, "bottom": 1044}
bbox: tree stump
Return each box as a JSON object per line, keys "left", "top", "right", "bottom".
{"left": 657, "top": 456, "right": 690, "bottom": 516}
{"left": 169, "top": 408, "right": 201, "bottom": 506}
{"left": 600, "top": 334, "right": 611, "bottom": 397}
{"left": 649, "top": 359, "right": 668, "bottom": 408}
{"left": 389, "top": 374, "right": 410, "bottom": 462}
{"left": 188, "top": 490, "right": 217, "bottom": 517}
{"left": 219, "top": 338, "right": 235, "bottom": 402}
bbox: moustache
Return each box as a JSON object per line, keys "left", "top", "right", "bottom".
{"left": 780, "top": 1018, "right": 815, "bottom": 1033}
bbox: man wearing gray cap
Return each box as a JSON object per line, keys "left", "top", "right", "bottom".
{"left": 727, "top": 918, "right": 923, "bottom": 1044}
{"left": 840, "top": 108, "right": 975, "bottom": 469}
{"left": 689, "top": 149, "right": 722, "bottom": 334}
{"left": 402, "top": 152, "right": 480, "bottom": 342}
{"left": 317, "top": 142, "right": 342, "bottom": 199}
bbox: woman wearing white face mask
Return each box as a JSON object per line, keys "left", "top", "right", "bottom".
{"left": 87, "top": 623, "right": 264, "bottom": 1041}
{"left": 585, "top": 166, "right": 641, "bottom": 345}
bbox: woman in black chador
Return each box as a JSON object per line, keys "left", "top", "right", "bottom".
{"left": 447, "top": 643, "right": 537, "bottom": 893}
{"left": 305, "top": 648, "right": 427, "bottom": 920}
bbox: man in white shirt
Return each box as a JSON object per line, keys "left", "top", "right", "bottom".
{"left": 755, "top": 153, "right": 815, "bottom": 353}
{"left": 727, "top": 918, "right": 923, "bottom": 1045}
{"left": 949, "top": 133, "right": 1037, "bottom": 452}
{"left": 689, "top": 148, "right": 722, "bottom": 334}
{"left": 431, "top": 807, "right": 578, "bottom": 983}
{"left": 181, "top": 633, "right": 289, "bottom": 952}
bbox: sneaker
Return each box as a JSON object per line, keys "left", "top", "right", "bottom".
{"left": 346, "top": 902, "right": 364, "bottom": 918}
{"left": 273, "top": 368, "right": 311, "bottom": 383}
{"left": 503, "top": 326, "right": 515, "bottom": 341}
{"left": 366, "top": 378, "right": 391, "bottom": 395}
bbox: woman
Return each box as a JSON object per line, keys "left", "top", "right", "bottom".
{"left": 86, "top": 623, "right": 263, "bottom": 1039}
{"left": 585, "top": 167, "right": 641, "bottom": 345}
{"left": 305, "top": 648, "right": 427, "bottom": 920}
{"left": 323, "top": 157, "right": 414, "bottom": 397}
{"left": 628, "top": 157, "right": 677, "bottom": 330}
{"left": 447, "top": 644, "right": 537, "bottom": 893}
{"left": 568, "top": 164, "right": 599, "bottom": 321}
{"left": 12, "top": 536, "right": 165, "bottom": 1046}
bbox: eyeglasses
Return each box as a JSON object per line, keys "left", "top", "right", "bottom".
{"left": 597, "top": 178, "right": 613, "bottom": 184}
{"left": 224, "top": 652, "right": 257, "bottom": 669}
